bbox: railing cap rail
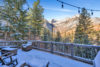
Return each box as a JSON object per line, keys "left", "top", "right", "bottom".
{"left": 0, "top": 40, "right": 100, "bottom": 48}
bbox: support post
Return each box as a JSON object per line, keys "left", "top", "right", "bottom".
{"left": 51, "top": 42, "right": 54, "bottom": 53}
{"left": 71, "top": 44, "right": 74, "bottom": 57}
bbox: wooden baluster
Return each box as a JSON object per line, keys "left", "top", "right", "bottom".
{"left": 71, "top": 44, "right": 74, "bottom": 57}
{"left": 51, "top": 42, "right": 54, "bottom": 53}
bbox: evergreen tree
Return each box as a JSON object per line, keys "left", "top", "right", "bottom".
{"left": 27, "top": 0, "right": 44, "bottom": 37}
{"left": 0, "top": 0, "right": 27, "bottom": 40}
{"left": 41, "top": 28, "right": 52, "bottom": 41}
{"left": 41, "top": 28, "right": 48, "bottom": 41}
{"left": 96, "top": 31, "right": 100, "bottom": 45}
{"left": 74, "top": 8, "right": 93, "bottom": 44}
{"left": 55, "top": 31, "right": 61, "bottom": 42}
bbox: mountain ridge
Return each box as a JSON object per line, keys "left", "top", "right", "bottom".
{"left": 44, "top": 15, "right": 100, "bottom": 37}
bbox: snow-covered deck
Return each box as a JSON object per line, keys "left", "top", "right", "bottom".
{"left": 16, "top": 49, "right": 93, "bottom": 67}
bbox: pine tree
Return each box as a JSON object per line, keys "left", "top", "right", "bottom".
{"left": 55, "top": 31, "right": 61, "bottom": 42}
{"left": 74, "top": 8, "right": 93, "bottom": 44}
{"left": 74, "top": 8, "right": 94, "bottom": 58}
{"left": 40, "top": 27, "right": 52, "bottom": 41}
{"left": 27, "top": 0, "right": 44, "bottom": 38}
{"left": 0, "top": 0, "right": 27, "bottom": 40}
{"left": 41, "top": 28, "right": 48, "bottom": 41}
{"left": 96, "top": 31, "right": 100, "bottom": 45}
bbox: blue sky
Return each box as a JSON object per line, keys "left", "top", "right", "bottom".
{"left": 27, "top": 0, "right": 100, "bottom": 21}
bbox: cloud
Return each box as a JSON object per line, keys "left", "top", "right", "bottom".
{"left": 44, "top": 7, "right": 73, "bottom": 12}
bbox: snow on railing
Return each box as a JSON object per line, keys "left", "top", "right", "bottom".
{"left": 31, "top": 40, "right": 100, "bottom": 64}
{"left": 0, "top": 40, "right": 27, "bottom": 48}
{"left": 0, "top": 40, "right": 100, "bottom": 64}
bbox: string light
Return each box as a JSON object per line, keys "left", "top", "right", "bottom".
{"left": 78, "top": 7, "right": 80, "bottom": 14}
{"left": 57, "top": 0, "right": 100, "bottom": 15}
{"left": 91, "top": 10, "right": 93, "bottom": 15}
{"left": 26, "top": 0, "right": 30, "bottom": 10}
{"left": 61, "top": 2, "right": 64, "bottom": 8}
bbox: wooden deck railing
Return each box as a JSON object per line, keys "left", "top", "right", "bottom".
{"left": 0, "top": 40, "right": 100, "bottom": 64}
{"left": 0, "top": 41, "right": 26, "bottom": 48}
{"left": 31, "top": 40, "right": 100, "bottom": 64}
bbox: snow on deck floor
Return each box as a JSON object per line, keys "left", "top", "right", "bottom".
{"left": 16, "top": 49, "right": 93, "bottom": 67}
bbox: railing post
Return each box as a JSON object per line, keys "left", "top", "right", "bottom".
{"left": 63, "top": 44, "right": 65, "bottom": 53}
{"left": 44, "top": 42, "right": 47, "bottom": 49}
{"left": 51, "top": 42, "right": 54, "bottom": 53}
{"left": 32, "top": 40, "right": 35, "bottom": 47}
{"left": 71, "top": 44, "right": 74, "bottom": 57}
{"left": 38, "top": 41, "right": 40, "bottom": 48}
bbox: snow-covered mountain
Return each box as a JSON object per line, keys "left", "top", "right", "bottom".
{"left": 44, "top": 15, "right": 100, "bottom": 36}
